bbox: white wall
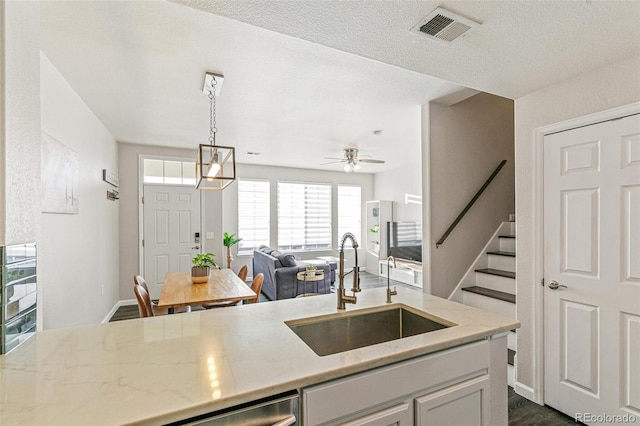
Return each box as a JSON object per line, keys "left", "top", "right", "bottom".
{"left": 373, "top": 163, "right": 422, "bottom": 222}
{"left": 222, "top": 163, "right": 374, "bottom": 279}
{"left": 39, "top": 53, "right": 120, "bottom": 329}
{"left": 1, "top": 0, "right": 41, "bottom": 247}
{"left": 427, "top": 92, "right": 515, "bottom": 298}
{"left": 514, "top": 55, "right": 640, "bottom": 400}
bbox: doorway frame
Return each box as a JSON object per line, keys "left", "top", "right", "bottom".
{"left": 527, "top": 102, "right": 640, "bottom": 405}
{"left": 137, "top": 154, "right": 204, "bottom": 277}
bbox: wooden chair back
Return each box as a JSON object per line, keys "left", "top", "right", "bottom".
{"left": 247, "top": 273, "right": 264, "bottom": 304}
{"left": 237, "top": 265, "right": 248, "bottom": 282}
{"left": 134, "top": 283, "right": 154, "bottom": 317}
{"left": 134, "top": 275, "right": 149, "bottom": 292}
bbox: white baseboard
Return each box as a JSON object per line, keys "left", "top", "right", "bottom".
{"left": 515, "top": 382, "right": 541, "bottom": 405}
{"left": 101, "top": 299, "right": 137, "bottom": 324}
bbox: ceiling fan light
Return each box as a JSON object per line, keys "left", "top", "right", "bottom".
{"left": 353, "top": 163, "right": 361, "bottom": 172}
{"left": 344, "top": 163, "right": 354, "bottom": 173}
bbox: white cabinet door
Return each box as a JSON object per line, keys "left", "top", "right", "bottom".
{"left": 338, "top": 402, "right": 412, "bottom": 426}
{"left": 415, "top": 375, "right": 490, "bottom": 426}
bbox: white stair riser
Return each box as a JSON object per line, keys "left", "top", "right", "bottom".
{"left": 475, "top": 273, "right": 516, "bottom": 294}
{"left": 508, "top": 331, "right": 517, "bottom": 352}
{"left": 508, "top": 364, "right": 515, "bottom": 388}
{"left": 487, "top": 254, "right": 515, "bottom": 272}
{"left": 499, "top": 238, "right": 516, "bottom": 252}
{"left": 462, "top": 291, "right": 516, "bottom": 319}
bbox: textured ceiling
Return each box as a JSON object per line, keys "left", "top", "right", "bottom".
{"left": 172, "top": 0, "right": 640, "bottom": 99}
{"left": 39, "top": 0, "right": 640, "bottom": 173}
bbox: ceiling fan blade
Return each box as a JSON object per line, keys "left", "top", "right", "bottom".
{"left": 323, "top": 157, "right": 346, "bottom": 160}
{"left": 321, "top": 160, "right": 347, "bottom": 165}
{"left": 355, "top": 158, "right": 385, "bottom": 164}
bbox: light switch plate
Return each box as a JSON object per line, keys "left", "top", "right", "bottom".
{"left": 206, "top": 232, "right": 215, "bottom": 239}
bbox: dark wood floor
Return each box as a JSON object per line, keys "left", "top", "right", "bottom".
{"left": 113, "top": 272, "right": 580, "bottom": 424}
{"left": 508, "top": 388, "right": 581, "bottom": 425}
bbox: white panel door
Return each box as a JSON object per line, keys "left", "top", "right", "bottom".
{"left": 143, "top": 186, "right": 201, "bottom": 299}
{"left": 544, "top": 114, "right": 640, "bottom": 420}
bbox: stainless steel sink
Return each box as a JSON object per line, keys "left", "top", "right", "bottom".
{"left": 285, "top": 304, "right": 455, "bottom": 356}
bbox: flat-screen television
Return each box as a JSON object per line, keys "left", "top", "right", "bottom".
{"left": 387, "top": 221, "right": 422, "bottom": 263}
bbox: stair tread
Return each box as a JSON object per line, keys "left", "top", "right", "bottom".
{"left": 475, "top": 268, "right": 516, "bottom": 279}
{"left": 498, "top": 235, "right": 515, "bottom": 239}
{"left": 487, "top": 250, "right": 516, "bottom": 257}
{"left": 462, "top": 286, "right": 516, "bottom": 304}
{"left": 508, "top": 349, "right": 516, "bottom": 366}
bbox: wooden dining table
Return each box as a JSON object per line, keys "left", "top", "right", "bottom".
{"left": 157, "top": 269, "right": 257, "bottom": 313}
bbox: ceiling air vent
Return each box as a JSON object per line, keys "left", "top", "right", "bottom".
{"left": 411, "top": 7, "right": 480, "bottom": 44}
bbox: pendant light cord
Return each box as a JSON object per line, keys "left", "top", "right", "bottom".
{"left": 209, "top": 79, "right": 217, "bottom": 146}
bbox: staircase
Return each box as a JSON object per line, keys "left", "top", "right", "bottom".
{"left": 448, "top": 218, "right": 517, "bottom": 387}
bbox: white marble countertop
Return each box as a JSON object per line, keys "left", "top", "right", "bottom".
{"left": 0, "top": 287, "right": 519, "bottom": 425}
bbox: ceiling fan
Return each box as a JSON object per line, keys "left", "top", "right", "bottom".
{"left": 323, "top": 148, "right": 385, "bottom": 173}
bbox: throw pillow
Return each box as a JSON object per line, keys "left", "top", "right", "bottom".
{"left": 279, "top": 254, "right": 297, "bottom": 267}
{"left": 270, "top": 250, "right": 282, "bottom": 258}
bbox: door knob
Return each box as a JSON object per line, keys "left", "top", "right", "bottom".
{"left": 192, "top": 245, "right": 200, "bottom": 250}
{"left": 548, "top": 280, "right": 567, "bottom": 290}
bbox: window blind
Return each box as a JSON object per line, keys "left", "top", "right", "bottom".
{"left": 277, "top": 182, "right": 331, "bottom": 251}
{"left": 237, "top": 179, "right": 270, "bottom": 255}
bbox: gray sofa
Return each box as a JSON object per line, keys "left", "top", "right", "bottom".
{"left": 252, "top": 247, "right": 337, "bottom": 300}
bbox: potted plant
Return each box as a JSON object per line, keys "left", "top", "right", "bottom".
{"left": 191, "top": 253, "right": 218, "bottom": 283}
{"left": 305, "top": 263, "right": 317, "bottom": 277}
{"left": 223, "top": 232, "right": 242, "bottom": 269}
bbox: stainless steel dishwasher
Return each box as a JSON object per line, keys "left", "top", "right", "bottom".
{"left": 168, "top": 391, "right": 299, "bottom": 426}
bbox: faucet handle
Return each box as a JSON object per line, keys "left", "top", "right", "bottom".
{"left": 390, "top": 286, "right": 398, "bottom": 296}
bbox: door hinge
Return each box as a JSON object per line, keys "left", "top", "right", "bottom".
{"left": 541, "top": 278, "right": 545, "bottom": 286}
{"left": 142, "top": 239, "right": 144, "bottom": 247}
{"left": 141, "top": 196, "right": 144, "bottom": 204}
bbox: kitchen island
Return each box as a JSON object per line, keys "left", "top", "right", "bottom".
{"left": 0, "top": 286, "right": 518, "bottom": 425}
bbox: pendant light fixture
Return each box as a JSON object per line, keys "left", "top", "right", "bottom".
{"left": 196, "top": 72, "right": 236, "bottom": 190}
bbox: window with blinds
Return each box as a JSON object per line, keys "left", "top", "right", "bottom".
{"left": 337, "top": 185, "right": 362, "bottom": 247}
{"left": 237, "top": 179, "right": 270, "bottom": 255}
{"left": 278, "top": 182, "right": 332, "bottom": 251}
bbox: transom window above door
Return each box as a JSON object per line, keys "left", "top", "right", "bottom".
{"left": 143, "top": 159, "right": 196, "bottom": 186}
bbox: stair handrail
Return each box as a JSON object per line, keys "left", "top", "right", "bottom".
{"left": 435, "top": 160, "right": 507, "bottom": 248}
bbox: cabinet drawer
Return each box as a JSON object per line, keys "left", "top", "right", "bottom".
{"left": 303, "top": 340, "right": 488, "bottom": 425}
{"left": 338, "top": 402, "right": 412, "bottom": 426}
{"left": 415, "top": 375, "right": 490, "bottom": 426}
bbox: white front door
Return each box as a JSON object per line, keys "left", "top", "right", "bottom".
{"left": 143, "top": 185, "right": 201, "bottom": 299}
{"left": 543, "top": 114, "right": 640, "bottom": 421}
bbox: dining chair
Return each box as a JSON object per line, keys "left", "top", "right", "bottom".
{"left": 133, "top": 283, "right": 154, "bottom": 318}
{"left": 237, "top": 265, "right": 248, "bottom": 282}
{"left": 134, "top": 275, "right": 191, "bottom": 315}
{"left": 246, "top": 273, "right": 264, "bottom": 304}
